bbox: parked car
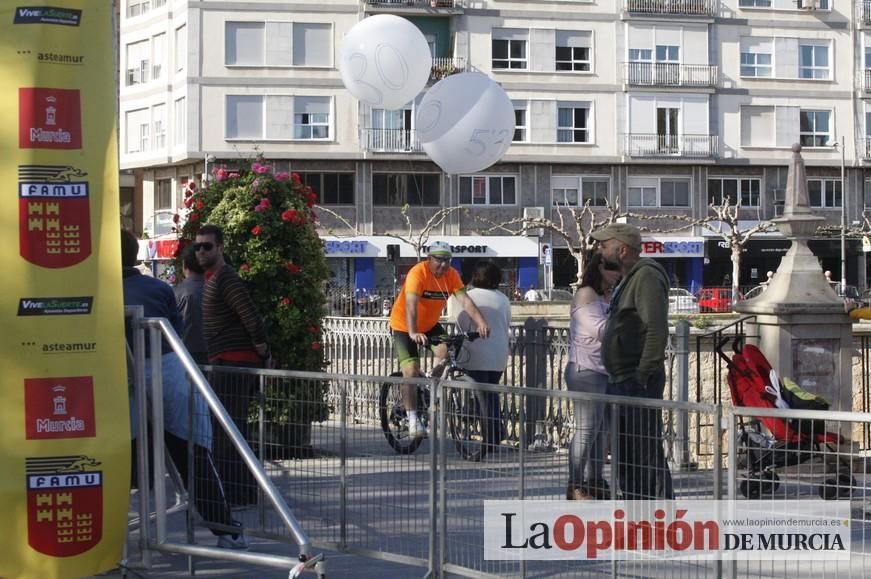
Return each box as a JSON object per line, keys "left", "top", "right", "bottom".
{"left": 668, "top": 288, "right": 699, "bottom": 314}
{"left": 143, "top": 210, "right": 176, "bottom": 239}
{"left": 697, "top": 287, "right": 743, "bottom": 313}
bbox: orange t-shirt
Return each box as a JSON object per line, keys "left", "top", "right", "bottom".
{"left": 389, "top": 261, "right": 465, "bottom": 333}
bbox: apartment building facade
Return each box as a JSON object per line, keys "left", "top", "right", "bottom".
{"left": 119, "top": 0, "right": 871, "bottom": 292}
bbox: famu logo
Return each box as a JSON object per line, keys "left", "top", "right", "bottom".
{"left": 14, "top": 6, "right": 82, "bottom": 26}
{"left": 26, "top": 455, "right": 102, "bottom": 557}
{"left": 18, "top": 296, "right": 93, "bottom": 316}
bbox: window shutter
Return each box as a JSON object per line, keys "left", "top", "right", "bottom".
{"left": 266, "top": 22, "right": 291, "bottom": 66}
{"left": 774, "top": 37, "right": 799, "bottom": 78}
{"left": 530, "top": 100, "right": 556, "bottom": 142}
{"left": 531, "top": 28, "right": 554, "bottom": 72}
{"left": 775, "top": 106, "right": 799, "bottom": 147}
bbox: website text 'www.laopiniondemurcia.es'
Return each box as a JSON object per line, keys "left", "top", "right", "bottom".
{"left": 483, "top": 500, "right": 851, "bottom": 560}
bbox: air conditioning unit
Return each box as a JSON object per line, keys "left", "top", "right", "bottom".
{"left": 798, "top": 0, "right": 818, "bottom": 10}
{"left": 523, "top": 206, "right": 545, "bottom": 237}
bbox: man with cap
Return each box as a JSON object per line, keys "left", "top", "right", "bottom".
{"left": 389, "top": 241, "right": 490, "bottom": 438}
{"left": 592, "top": 223, "right": 674, "bottom": 500}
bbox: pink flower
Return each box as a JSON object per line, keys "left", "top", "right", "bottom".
{"left": 215, "top": 168, "right": 228, "bottom": 182}
{"left": 184, "top": 197, "right": 193, "bottom": 208}
{"left": 251, "top": 162, "right": 271, "bottom": 174}
{"left": 281, "top": 209, "right": 297, "bottom": 222}
{"left": 195, "top": 199, "right": 205, "bottom": 210}
{"left": 250, "top": 178, "right": 260, "bottom": 193}
{"left": 286, "top": 262, "right": 300, "bottom": 275}
{"left": 275, "top": 171, "right": 290, "bottom": 181}
{"left": 251, "top": 225, "right": 262, "bottom": 235}
{"left": 189, "top": 212, "right": 199, "bottom": 221}
{"left": 308, "top": 325, "right": 319, "bottom": 334}
{"left": 260, "top": 198, "right": 271, "bottom": 209}
{"left": 172, "top": 213, "right": 180, "bottom": 224}
{"left": 240, "top": 263, "right": 250, "bottom": 273}
{"left": 281, "top": 297, "right": 291, "bottom": 306}
{"left": 291, "top": 173, "right": 301, "bottom": 184}
{"left": 228, "top": 172, "right": 240, "bottom": 180}
{"left": 311, "top": 341, "right": 321, "bottom": 351}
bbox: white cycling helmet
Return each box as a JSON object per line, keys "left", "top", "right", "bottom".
{"left": 428, "top": 240, "right": 452, "bottom": 258}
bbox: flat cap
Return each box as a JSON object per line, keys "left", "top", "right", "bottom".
{"left": 590, "top": 223, "right": 642, "bottom": 251}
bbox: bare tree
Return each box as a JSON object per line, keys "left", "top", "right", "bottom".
{"left": 378, "top": 204, "right": 466, "bottom": 258}
{"left": 700, "top": 197, "right": 775, "bottom": 300}
{"left": 315, "top": 205, "right": 360, "bottom": 236}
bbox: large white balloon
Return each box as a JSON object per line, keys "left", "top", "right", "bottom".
{"left": 416, "top": 73, "right": 515, "bottom": 175}
{"left": 339, "top": 15, "right": 432, "bottom": 110}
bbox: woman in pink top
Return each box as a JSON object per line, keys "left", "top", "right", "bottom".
{"left": 564, "top": 253, "right": 621, "bottom": 501}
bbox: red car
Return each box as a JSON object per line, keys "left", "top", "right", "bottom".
{"left": 696, "top": 288, "right": 743, "bottom": 313}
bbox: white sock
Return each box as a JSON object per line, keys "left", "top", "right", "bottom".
{"left": 408, "top": 410, "right": 419, "bottom": 424}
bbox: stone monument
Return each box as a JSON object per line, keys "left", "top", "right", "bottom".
{"left": 735, "top": 144, "right": 852, "bottom": 411}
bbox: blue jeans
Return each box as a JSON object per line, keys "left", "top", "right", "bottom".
{"left": 564, "top": 364, "right": 608, "bottom": 488}
{"left": 464, "top": 370, "right": 505, "bottom": 445}
{"left": 608, "top": 369, "right": 674, "bottom": 500}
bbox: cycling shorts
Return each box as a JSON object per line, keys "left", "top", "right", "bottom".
{"left": 392, "top": 323, "right": 446, "bottom": 368}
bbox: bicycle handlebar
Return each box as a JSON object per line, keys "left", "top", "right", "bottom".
{"left": 429, "top": 331, "right": 479, "bottom": 349}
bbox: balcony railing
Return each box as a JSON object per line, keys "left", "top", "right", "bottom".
{"left": 625, "top": 62, "right": 718, "bottom": 88}
{"left": 364, "top": 0, "right": 461, "bottom": 8}
{"left": 860, "top": 0, "right": 871, "bottom": 23}
{"left": 361, "top": 128, "right": 423, "bottom": 153}
{"left": 625, "top": 0, "right": 717, "bottom": 15}
{"left": 861, "top": 138, "right": 871, "bottom": 159}
{"left": 624, "top": 134, "right": 718, "bottom": 158}
{"left": 430, "top": 57, "right": 468, "bottom": 82}
{"left": 864, "top": 69, "right": 871, "bottom": 91}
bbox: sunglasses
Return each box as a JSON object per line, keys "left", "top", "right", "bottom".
{"left": 193, "top": 242, "right": 215, "bottom": 252}
{"left": 429, "top": 255, "right": 451, "bottom": 264}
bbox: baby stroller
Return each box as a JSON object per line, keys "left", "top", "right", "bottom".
{"left": 717, "top": 339, "right": 855, "bottom": 500}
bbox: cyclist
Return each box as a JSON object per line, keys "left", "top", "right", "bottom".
{"left": 389, "top": 241, "right": 490, "bottom": 438}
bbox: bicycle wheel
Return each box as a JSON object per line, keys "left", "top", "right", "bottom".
{"left": 379, "top": 372, "right": 426, "bottom": 455}
{"left": 445, "top": 373, "right": 490, "bottom": 462}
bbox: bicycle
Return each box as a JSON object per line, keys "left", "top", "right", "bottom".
{"left": 379, "top": 331, "right": 494, "bottom": 461}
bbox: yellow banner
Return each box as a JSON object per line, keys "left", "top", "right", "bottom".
{"left": 0, "top": 2, "right": 130, "bottom": 577}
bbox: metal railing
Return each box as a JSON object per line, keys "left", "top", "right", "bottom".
{"left": 860, "top": 0, "right": 871, "bottom": 23}
{"left": 625, "top": 0, "right": 718, "bottom": 15}
{"left": 360, "top": 128, "right": 423, "bottom": 153}
{"left": 625, "top": 62, "right": 718, "bottom": 87}
{"left": 125, "top": 306, "right": 325, "bottom": 576}
{"left": 364, "top": 0, "right": 461, "bottom": 7}
{"left": 430, "top": 56, "right": 468, "bottom": 82}
{"left": 623, "top": 133, "right": 719, "bottom": 158}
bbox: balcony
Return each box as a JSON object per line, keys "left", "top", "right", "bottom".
{"left": 860, "top": 0, "right": 871, "bottom": 23}
{"left": 861, "top": 138, "right": 871, "bottom": 160}
{"left": 625, "top": 63, "right": 718, "bottom": 88}
{"left": 430, "top": 57, "right": 468, "bottom": 83}
{"left": 361, "top": 128, "right": 423, "bottom": 153}
{"left": 363, "top": 0, "right": 464, "bottom": 13}
{"left": 625, "top": 0, "right": 717, "bottom": 16}
{"left": 864, "top": 69, "right": 871, "bottom": 92}
{"left": 624, "top": 134, "right": 718, "bottom": 158}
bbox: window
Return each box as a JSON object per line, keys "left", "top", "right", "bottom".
{"left": 226, "top": 95, "right": 331, "bottom": 140}
{"left": 739, "top": 0, "right": 771, "bottom": 6}
{"left": 628, "top": 48, "right": 652, "bottom": 62}
{"left": 551, "top": 176, "right": 609, "bottom": 207}
{"left": 459, "top": 175, "right": 517, "bottom": 205}
{"left": 555, "top": 30, "right": 591, "bottom": 72}
{"left": 799, "top": 43, "right": 829, "bottom": 79}
{"left": 800, "top": 110, "right": 830, "bottom": 147}
{"left": 293, "top": 23, "right": 331, "bottom": 66}
{"left": 125, "top": 108, "right": 149, "bottom": 153}
{"left": 660, "top": 179, "right": 690, "bottom": 207}
{"left": 174, "top": 98, "right": 185, "bottom": 145}
{"left": 127, "top": 0, "right": 149, "bottom": 18}
{"left": 294, "top": 97, "right": 330, "bottom": 139}
{"left": 708, "top": 178, "right": 761, "bottom": 207}
{"left": 175, "top": 25, "right": 186, "bottom": 72}
{"left": 628, "top": 177, "right": 690, "bottom": 208}
{"left": 155, "top": 179, "right": 172, "bottom": 211}
{"left": 513, "top": 104, "right": 527, "bottom": 142}
{"left": 492, "top": 29, "right": 528, "bottom": 70}
{"left": 740, "top": 52, "right": 772, "bottom": 77}
{"left": 808, "top": 179, "right": 841, "bottom": 208}
{"left": 226, "top": 96, "right": 263, "bottom": 139}
{"left": 656, "top": 45, "right": 679, "bottom": 63}
{"left": 125, "top": 39, "right": 150, "bottom": 85}
{"left": 152, "top": 33, "right": 165, "bottom": 80}
{"left": 557, "top": 104, "right": 590, "bottom": 143}
{"left": 152, "top": 103, "right": 166, "bottom": 149}
{"left": 373, "top": 174, "right": 440, "bottom": 206}
{"left": 298, "top": 172, "right": 354, "bottom": 205}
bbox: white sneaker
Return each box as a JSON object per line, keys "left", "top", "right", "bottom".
{"left": 216, "top": 533, "right": 249, "bottom": 550}
{"left": 409, "top": 420, "right": 429, "bottom": 439}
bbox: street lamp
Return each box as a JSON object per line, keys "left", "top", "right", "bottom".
{"left": 834, "top": 138, "right": 847, "bottom": 293}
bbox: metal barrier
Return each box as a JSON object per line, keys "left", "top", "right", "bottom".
{"left": 125, "top": 307, "right": 326, "bottom": 576}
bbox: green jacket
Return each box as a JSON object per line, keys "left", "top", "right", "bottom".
{"left": 601, "top": 257, "right": 669, "bottom": 384}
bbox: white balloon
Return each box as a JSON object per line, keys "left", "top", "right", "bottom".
{"left": 339, "top": 15, "right": 432, "bottom": 110}
{"left": 417, "top": 73, "right": 515, "bottom": 175}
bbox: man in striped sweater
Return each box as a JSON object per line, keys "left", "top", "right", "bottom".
{"left": 195, "top": 224, "right": 268, "bottom": 505}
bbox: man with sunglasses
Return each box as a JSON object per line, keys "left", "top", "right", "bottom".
{"left": 389, "top": 241, "right": 490, "bottom": 438}
{"left": 592, "top": 222, "right": 674, "bottom": 501}
{"left": 194, "top": 224, "right": 268, "bottom": 505}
